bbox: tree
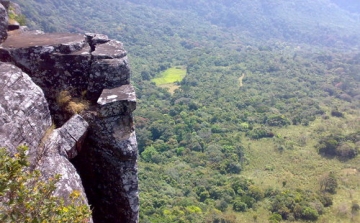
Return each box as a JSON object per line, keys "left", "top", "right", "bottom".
{"left": 232, "top": 199, "right": 247, "bottom": 212}
{"left": 301, "top": 207, "right": 319, "bottom": 221}
{"left": 141, "top": 146, "right": 160, "bottom": 163}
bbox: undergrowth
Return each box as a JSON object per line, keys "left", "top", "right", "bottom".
{"left": 0, "top": 146, "right": 91, "bottom": 222}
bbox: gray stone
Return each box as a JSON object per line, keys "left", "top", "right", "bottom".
{"left": 73, "top": 113, "right": 138, "bottom": 223}
{"left": 0, "top": 62, "right": 51, "bottom": 156}
{"left": 58, "top": 114, "right": 89, "bottom": 159}
{"left": 85, "top": 32, "right": 110, "bottom": 46}
{"left": 97, "top": 85, "right": 136, "bottom": 117}
{"left": 92, "top": 40, "right": 127, "bottom": 59}
{"left": 0, "top": 30, "right": 139, "bottom": 222}
{"left": 40, "top": 114, "right": 89, "bottom": 203}
{"left": 0, "top": 3, "right": 7, "bottom": 43}
{"left": 0, "top": 1, "right": 10, "bottom": 10}
{"left": 0, "top": 62, "right": 90, "bottom": 210}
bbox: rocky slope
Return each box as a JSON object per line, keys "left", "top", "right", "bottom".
{"left": 0, "top": 2, "right": 138, "bottom": 222}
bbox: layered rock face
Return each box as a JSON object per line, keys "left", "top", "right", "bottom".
{"left": 0, "top": 5, "right": 138, "bottom": 223}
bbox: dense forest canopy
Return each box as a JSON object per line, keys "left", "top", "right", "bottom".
{"left": 12, "top": 0, "right": 360, "bottom": 47}
{"left": 13, "top": 0, "right": 360, "bottom": 222}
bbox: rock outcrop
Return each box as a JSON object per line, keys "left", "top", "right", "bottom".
{"left": 0, "top": 62, "right": 51, "bottom": 156}
{"left": 0, "top": 3, "right": 138, "bottom": 223}
{"left": 0, "top": 62, "right": 89, "bottom": 206}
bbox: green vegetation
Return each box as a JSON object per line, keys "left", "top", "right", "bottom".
{"left": 0, "top": 146, "right": 91, "bottom": 222}
{"left": 8, "top": 6, "right": 26, "bottom": 26}
{"left": 12, "top": 0, "right": 360, "bottom": 222}
{"left": 151, "top": 67, "right": 186, "bottom": 85}
{"left": 269, "top": 189, "right": 332, "bottom": 221}
{"left": 317, "top": 132, "right": 359, "bottom": 160}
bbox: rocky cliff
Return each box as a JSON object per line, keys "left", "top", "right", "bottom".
{"left": 0, "top": 2, "right": 139, "bottom": 222}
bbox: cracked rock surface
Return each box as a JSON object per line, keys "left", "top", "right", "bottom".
{"left": 0, "top": 32, "right": 130, "bottom": 125}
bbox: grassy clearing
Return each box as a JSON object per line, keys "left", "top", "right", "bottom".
{"left": 151, "top": 67, "right": 186, "bottom": 85}
{"left": 236, "top": 115, "right": 360, "bottom": 222}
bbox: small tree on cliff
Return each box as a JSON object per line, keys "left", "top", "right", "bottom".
{"left": 0, "top": 146, "right": 91, "bottom": 222}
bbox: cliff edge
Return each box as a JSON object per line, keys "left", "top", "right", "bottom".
{"left": 0, "top": 2, "right": 138, "bottom": 223}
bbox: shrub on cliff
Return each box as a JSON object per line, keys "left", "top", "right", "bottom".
{"left": 0, "top": 146, "right": 91, "bottom": 222}
{"left": 8, "top": 5, "right": 26, "bottom": 26}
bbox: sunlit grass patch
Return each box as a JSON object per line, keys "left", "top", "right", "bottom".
{"left": 151, "top": 67, "right": 186, "bottom": 85}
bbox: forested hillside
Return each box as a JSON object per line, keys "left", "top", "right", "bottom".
{"left": 13, "top": 0, "right": 360, "bottom": 222}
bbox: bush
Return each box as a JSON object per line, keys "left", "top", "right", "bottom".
{"left": 240, "top": 195, "right": 256, "bottom": 209}
{"left": 331, "top": 110, "right": 344, "bottom": 118}
{"left": 232, "top": 200, "right": 247, "bottom": 212}
{"left": 301, "top": 207, "right": 319, "bottom": 221}
{"left": 269, "top": 213, "right": 282, "bottom": 223}
{"left": 265, "top": 114, "right": 291, "bottom": 127}
{"left": 0, "top": 146, "right": 91, "bottom": 222}
{"left": 317, "top": 137, "right": 339, "bottom": 156}
{"left": 317, "top": 134, "right": 358, "bottom": 159}
{"left": 8, "top": 7, "right": 26, "bottom": 26}
{"left": 246, "top": 127, "right": 274, "bottom": 139}
{"left": 352, "top": 201, "right": 360, "bottom": 213}
{"left": 319, "top": 193, "right": 333, "bottom": 207}
{"left": 320, "top": 172, "right": 338, "bottom": 194}
{"left": 215, "top": 200, "right": 228, "bottom": 212}
{"left": 336, "top": 143, "right": 358, "bottom": 159}
{"left": 269, "top": 189, "right": 332, "bottom": 221}
{"left": 248, "top": 185, "right": 264, "bottom": 201}
{"left": 141, "top": 146, "right": 160, "bottom": 163}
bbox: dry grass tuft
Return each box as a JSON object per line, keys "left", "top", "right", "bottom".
{"left": 56, "top": 90, "right": 89, "bottom": 114}
{"left": 56, "top": 90, "right": 72, "bottom": 107}
{"left": 65, "top": 100, "right": 89, "bottom": 114}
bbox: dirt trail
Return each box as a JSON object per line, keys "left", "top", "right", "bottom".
{"left": 238, "top": 73, "right": 245, "bottom": 87}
